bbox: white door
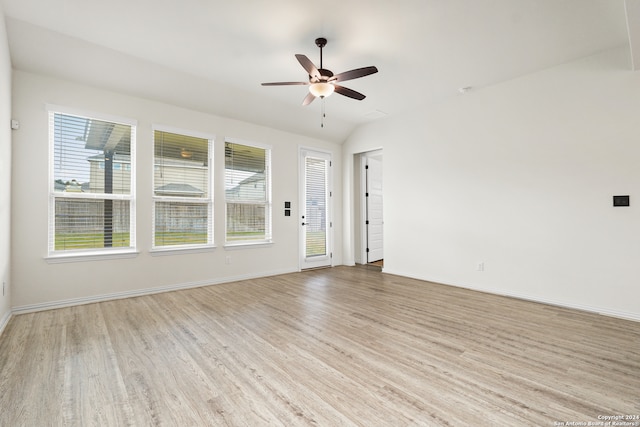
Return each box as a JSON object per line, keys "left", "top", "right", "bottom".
{"left": 366, "top": 156, "right": 383, "bottom": 262}
{"left": 300, "top": 149, "right": 332, "bottom": 269}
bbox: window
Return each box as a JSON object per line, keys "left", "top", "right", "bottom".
{"left": 304, "top": 155, "right": 329, "bottom": 257}
{"left": 225, "top": 140, "right": 271, "bottom": 244}
{"left": 153, "top": 128, "right": 213, "bottom": 249}
{"left": 48, "top": 108, "right": 136, "bottom": 256}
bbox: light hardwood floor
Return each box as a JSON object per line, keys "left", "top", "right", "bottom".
{"left": 1, "top": 266, "right": 639, "bottom": 426}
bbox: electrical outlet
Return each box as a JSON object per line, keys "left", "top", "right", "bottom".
{"left": 225, "top": 256, "right": 231, "bottom": 265}
{"left": 477, "top": 262, "right": 485, "bottom": 272}
{"left": 2, "top": 281, "right": 5, "bottom": 296}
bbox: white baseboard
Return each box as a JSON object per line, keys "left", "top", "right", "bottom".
{"left": 12, "top": 267, "right": 299, "bottom": 315}
{"left": 10, "top": 266, "right": 639, "bottom": 323}
{"left": 382, "top": 268, "right": 640, "bottom": 323}
{"left": 0, "top": 309, "right": 11, "bottom": 336}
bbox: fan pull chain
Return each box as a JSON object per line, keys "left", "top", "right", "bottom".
{"left": 321, "top": 98, "right": 326, "bottom": 128}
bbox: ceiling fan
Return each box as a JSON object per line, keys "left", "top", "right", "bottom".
{"left": 261, "top": 37, "right": 378, "bottom": 106}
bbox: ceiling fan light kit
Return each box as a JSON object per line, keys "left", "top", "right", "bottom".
{"left": 309, "top": 82, "right": 335, "bottom": 98}
{"left": 262, "top": 37, "right": 378, "bottom": 126}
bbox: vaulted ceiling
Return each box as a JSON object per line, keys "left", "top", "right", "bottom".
{"left": 2, "top": 0, "right": 637, "bottom": 142}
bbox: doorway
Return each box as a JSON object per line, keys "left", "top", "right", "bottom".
{"left": 356, "top": 150, "right": 383, "bottom": 266}
{"left": 300, "top": 148, "right": 332, "bottom": 269}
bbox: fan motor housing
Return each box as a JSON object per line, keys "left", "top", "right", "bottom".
{"left": 318, "top": 69, "right": 333, "bottom": 79}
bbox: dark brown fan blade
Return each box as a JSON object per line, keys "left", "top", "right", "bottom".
{"left": 302, "top": 92, "right": 316, "bottom": 106}
{"left": 334, "top": 84, "right": 366, "bottom": 100}
{"left": 331, "top": 66, "right": 378, "bottom": 83}
{"left": 261, "top": 82, "right": 309, "bottom": 86}
{"left": 295, "top": 54, "right": 320, "bottom": 79}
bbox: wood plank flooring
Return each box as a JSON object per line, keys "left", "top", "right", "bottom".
{"left": 1, "top": 266, "right": 639, "bottom": 426}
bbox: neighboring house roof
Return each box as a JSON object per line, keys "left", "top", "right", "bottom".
{"left": 155, "top": 183, "right": 204, "bottom": 196}
{"left": 226, "top": 172, "right": 264, "bottom": 193}
{"left": 239, "top": 173, "right": 264, "bottom": 185}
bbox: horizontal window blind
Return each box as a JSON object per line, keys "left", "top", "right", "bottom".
{"left": 225, "top": 141, "right": 271, "bottom": 243}
{"left": 153, "top": 129, "right": 213, "bottom": 248}
{"left": 305, "top": 156, "right": 328, "bottom": 257}
{"left": 49, "top": 111, "right": 135, "bottom": 254}
{"left": 52, "top": 113, "right": 132, "bottom": 195}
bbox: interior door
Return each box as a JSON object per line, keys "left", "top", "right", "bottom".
{"left": 366, "top": 155, "right": 383, "bottom": 262}
{"left": 300, "top": 149, "right": 332, "bottom": 269}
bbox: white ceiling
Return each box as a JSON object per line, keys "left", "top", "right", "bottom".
{"left": 1, "top": 0, "right": 635, "bottom": 142}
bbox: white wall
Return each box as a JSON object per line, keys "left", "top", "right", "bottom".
{"left": 0, "top": 6, "right": 12, "bottom": 332}
{"left": 343, "top": 47, "right": 640, "bottom": 321}
{"left": 11, "top": 70, "right": 342, "bottom": 310}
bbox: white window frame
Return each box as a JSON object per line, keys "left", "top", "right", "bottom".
{"left": 46, "top": 105, "right": 138, "bottom": 262}
{"left": 224, "top": 138, "right": 272, "bottom": 247}
{"left": 150, "top": 125, "right": 215, "bottom": 254}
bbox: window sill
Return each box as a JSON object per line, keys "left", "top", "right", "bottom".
{"left": 224, "top": 241, "right": 273, "bottom": 250}
{"left": 149, "top": 245, "right": 217, "bottom": 256}
{"left": 45, "top": 249, "right": 140, "bottom": 264}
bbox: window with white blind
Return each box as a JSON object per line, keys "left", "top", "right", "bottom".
{"left": 48, "top": 108, "right": 136, "bottom": 256}
{"left": 225, "top": 140, "right": 272, "bottom": 244}
{"left": 153, "top": 128, "right": 213, "bottom": 249}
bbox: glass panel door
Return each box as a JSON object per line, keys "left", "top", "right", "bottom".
{"left": 300, "top": 149, "right": 332, "bottom": 269}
